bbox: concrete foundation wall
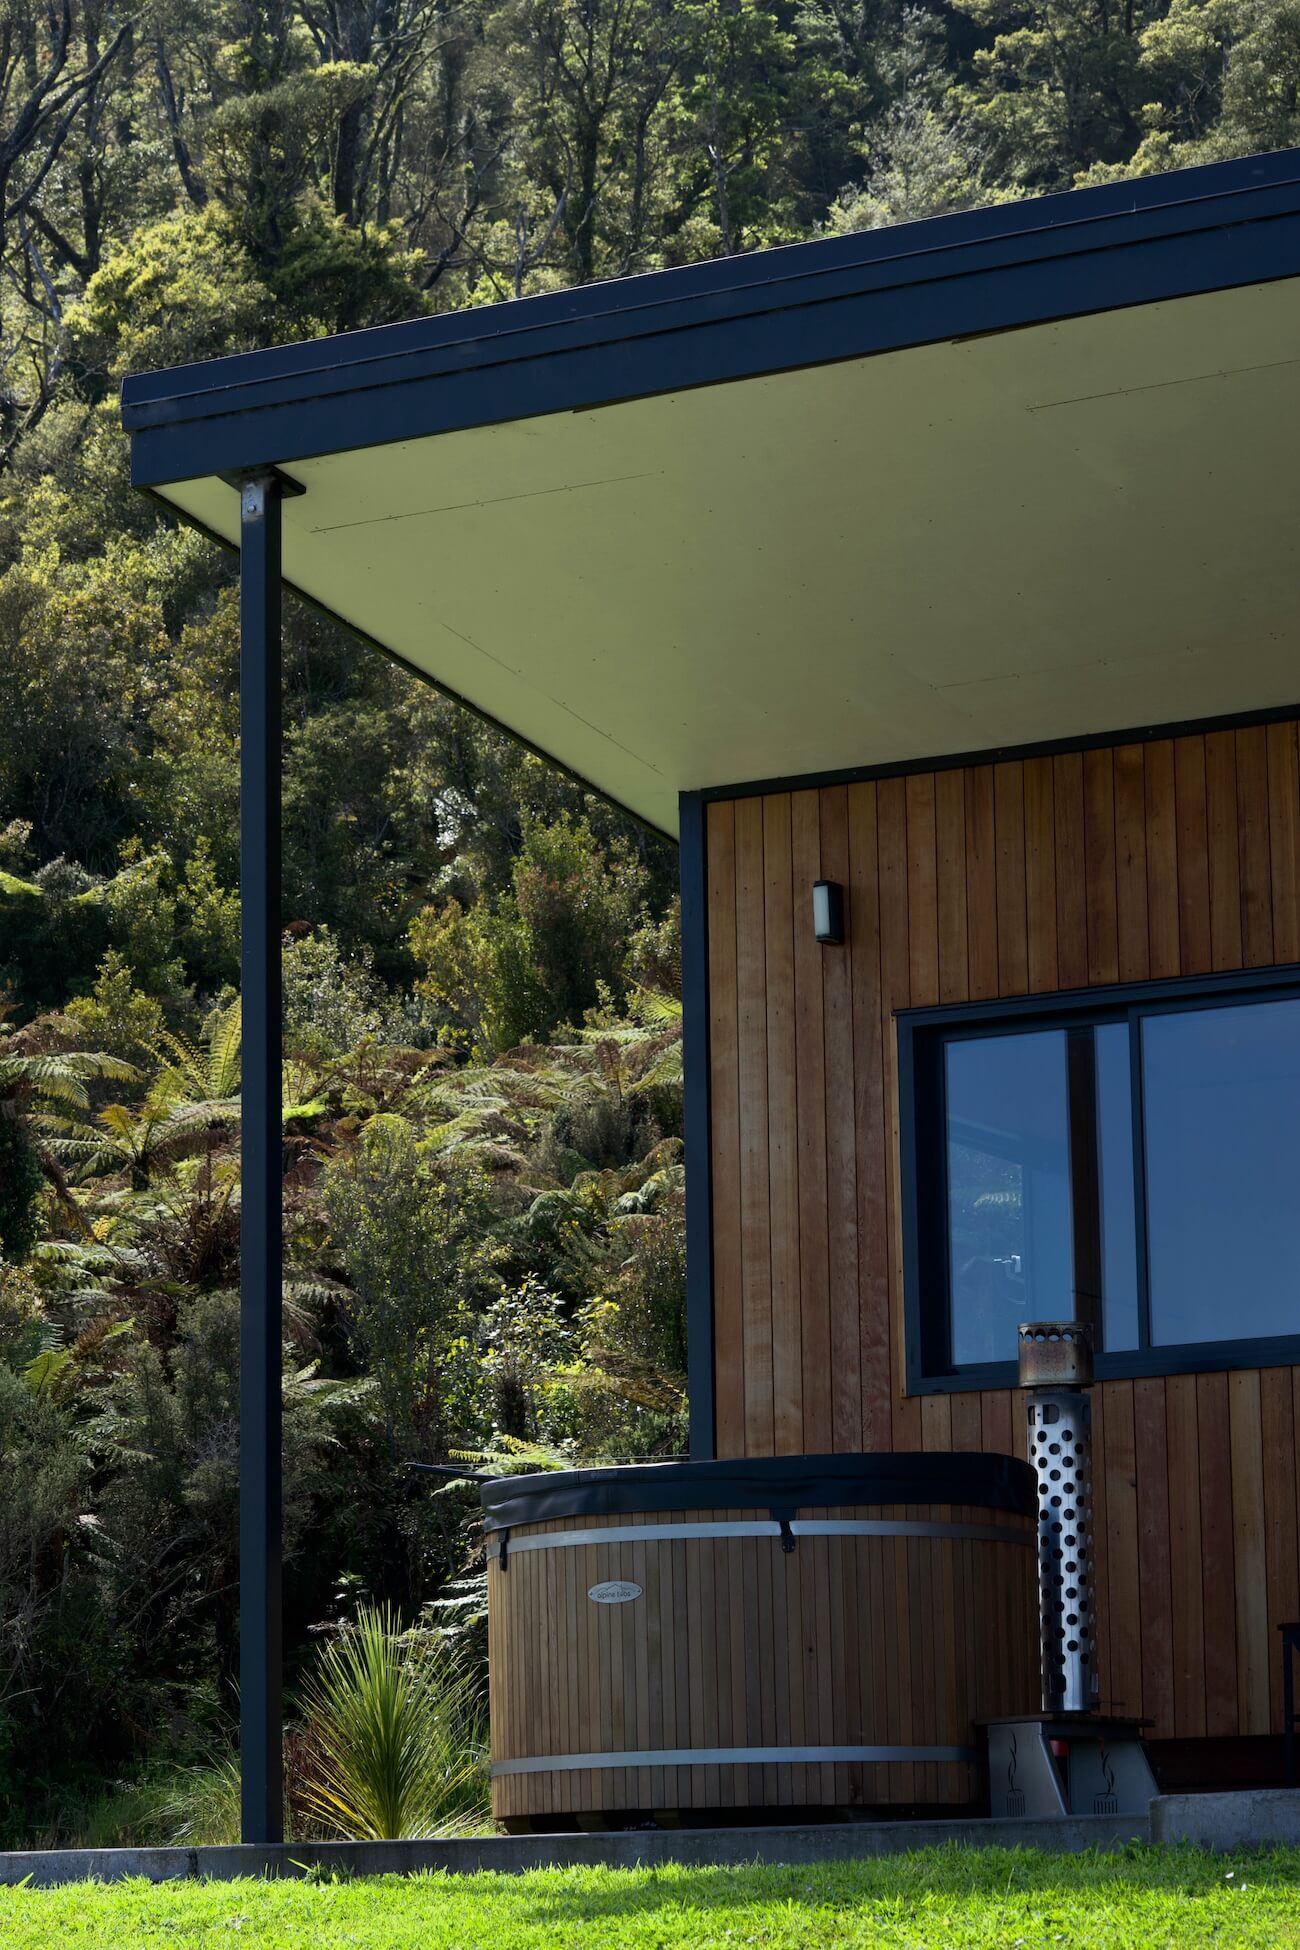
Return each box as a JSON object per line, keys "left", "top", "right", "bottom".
{"left": 0, "top": 1813, "right": 1147, "bottom": 1887}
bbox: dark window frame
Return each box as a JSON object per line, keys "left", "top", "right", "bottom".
{"left": 898, "top": 965, "right": 1300, "bottom": 1394}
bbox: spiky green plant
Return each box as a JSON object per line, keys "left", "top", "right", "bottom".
{"left": 154, "top": 1757, "right": 244, "bottom": 1846}
{"left": 298, "top": 1604, "right": 488, "bottom": 1840}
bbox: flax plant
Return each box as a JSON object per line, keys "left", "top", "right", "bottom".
{"left": 299, "top": 1603, "right": 488, "bottom": 1841}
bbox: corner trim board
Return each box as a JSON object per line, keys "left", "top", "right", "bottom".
{"left": 680, "top": 790, "right": 717, "bottom": 1459}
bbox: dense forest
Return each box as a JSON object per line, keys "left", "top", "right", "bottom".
{"left": 0, "top": 0, "right": 1296, "bottom": 1846}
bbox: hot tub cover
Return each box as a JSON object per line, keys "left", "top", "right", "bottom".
{"left": 478, "top": 1450, "right": 1035, "bottom": 1531}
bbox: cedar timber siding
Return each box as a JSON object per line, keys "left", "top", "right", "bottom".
{"left": 704, "top": 719, "right": 1300, "bottom": 1742}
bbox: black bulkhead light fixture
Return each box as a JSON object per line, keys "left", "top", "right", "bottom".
{"left": 812, "top": 879, "right": 844, "bottom": 945}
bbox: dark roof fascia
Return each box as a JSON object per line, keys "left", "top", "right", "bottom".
{"left": 122, "top": 147, "right": 1300, "bottom": 489}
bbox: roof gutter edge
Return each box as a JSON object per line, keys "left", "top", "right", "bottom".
{"left": 121, "top": 148, "right": 1300, "bottom": 436}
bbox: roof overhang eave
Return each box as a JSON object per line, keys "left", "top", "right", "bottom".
{"left": 123, "top": 147, "right": 1300, "bottom": 492}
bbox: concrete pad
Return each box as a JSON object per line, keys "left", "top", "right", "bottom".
{"left": 1151, "top": 1790, "right": 1300, "bottom": 1850}
{"left": 0, "top": 1813, "right": 1149, "bottom": 1887}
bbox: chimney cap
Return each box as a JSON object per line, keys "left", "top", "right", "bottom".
{"left": 1017, "top": 1320, "right": 1094, "bottom": 1388}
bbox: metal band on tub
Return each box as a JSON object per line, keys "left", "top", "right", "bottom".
{"left": 491, "top": 1744, "right": 977, "bottom": 1776}
{"left": 484, "top": 1515, "right": 1033, "bottom": 1560}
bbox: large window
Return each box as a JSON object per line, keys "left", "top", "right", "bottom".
{"left": 901, "top": 975, "right": 1300, "bottom": 1388}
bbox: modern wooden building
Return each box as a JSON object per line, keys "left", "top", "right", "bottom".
{"left": 122, "top": 144, "right": 1300, "bottom": 1834}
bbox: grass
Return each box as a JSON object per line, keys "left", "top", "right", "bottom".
{"left": 2, "top": 1845, "right": 1300, "bottom": 1948}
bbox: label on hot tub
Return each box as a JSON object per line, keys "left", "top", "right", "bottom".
{"left": 587, "top": 1579, "right": 643, "bottom": 1605}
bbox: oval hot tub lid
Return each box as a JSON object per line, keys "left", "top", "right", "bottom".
{"left": 477, "top": 1450, "right": 1035, "bottom": 1530}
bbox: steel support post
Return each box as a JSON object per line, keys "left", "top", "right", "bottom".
{"left": 239, "top": 470, "right": 285, "bottom": 1845}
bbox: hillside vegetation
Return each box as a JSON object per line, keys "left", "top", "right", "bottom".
{"left": 1, "top": 0, "right": 1296, "bottom": 1843}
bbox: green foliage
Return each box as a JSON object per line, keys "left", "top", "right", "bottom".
{"left": 299, "top": 1603, "right": 488, "bottom": 1840}
{"left": 1075, "top": 0, "right": 1300, "bottom": 179}
{"left": 0, "top": 887, "right": 109, "bottom": 1016}
{"left": 506, "top": 818, "right": 647, "bottom": 1041}
{"left": 323, "top": 1119, "right": 495, "bottom": 1457}
{"left": 0, "top": 542, "right": 166, "bottom": 875}
{"left": 131, "top": 1756, "right": 244, "bottom": 1847}
{"left": 154, "top": 1000, "right": 243, "bottom": 1112}
{"left": 626, "top": 897, "right": 682, "bottom": 995}
{"left": 0, "top": 1118, "right": 43, "bottom": 1262}
{"left": 72, "top": 204, "right": 425, "bottom": 389}
{"left": 282, "top": 929, "right": 407, "bottom": 1058}
{"left": 412, "top": 816, "right": 649, "bottom": 1053}
{"left": 4, "top": 0, "right": 1285, "bottom": 1846}
{"left": 69, "top": 208, "right": 272, "bottom": 383}
{"left": 100, "top": 847, "right": 186, "bottom": 999}
{"left": 179, "top": 841, "right": 241, "bottom": 992}
{"left": 0, "top": 822, "right": 32, "bottom": 874}
{"left": 265, "top": 211, "right": 429, "bottom": 337}
{"left": 64, "top": 955, "right": 167, "bottom": 1059}
{"left": 478, "top": 1276, "right": 574, "bottom": 1440}
{"left": 0, "top": 1260, "right": 43, "bottom": 1364}
{"left": 674, "top": 0, "right": 798, "bottom": 252}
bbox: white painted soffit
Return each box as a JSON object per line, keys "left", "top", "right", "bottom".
{"left": 156, "top": 276, "right": 1300, "bottom": 838}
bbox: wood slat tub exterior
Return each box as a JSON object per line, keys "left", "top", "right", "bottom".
{"left": 482, "top": 1456, "right": 1037, "bottom": 1823}
{"left": 697, "top": 712, "right": 1300, "bottom": 1755}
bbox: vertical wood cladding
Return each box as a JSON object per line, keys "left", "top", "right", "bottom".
{"left": 705, "top": 719, "right": 1300, "bottom": 1741}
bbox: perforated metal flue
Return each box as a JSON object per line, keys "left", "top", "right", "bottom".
{"left": 1018, "top": 1322, "right": 1099, "bottom": 1716}
{"left": 1027, "top": 1389, "right": 1098, "bottom": 1712}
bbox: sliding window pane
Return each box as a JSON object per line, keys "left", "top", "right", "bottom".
{"left": 946, "top": 1031, "right": 1073, "bottom": 1366}
{"left": 1095, "top": 1022, "right": 1139, "bottom": 1352}
{"left": 1143, "top": 998, "right": 1300, "bottom": 1346}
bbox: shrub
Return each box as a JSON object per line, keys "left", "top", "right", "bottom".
{"left": 412, "top": 815, "right": 649, "bottom": 1053}
{"left": 0, "top": 1261, "right": 41, "bottom": 1364}
{"left": 63, "top": 953, "right": 165, "bottom": 1059}
{"left": 0, "top": 874, "right": 108, "bottom": 1013}
{"left": 479, "top": 1277, "right": 574, "bottom": 1441}
{"left": 282, "top": 928, "right": 398, "bottom": 1058}
{"left": 180, "top": 840, "right": 240, "bottom": 991}
{"left": 298, "top": 1603, "right": 487, "bottom": 1840}
{"left": 101, "top": 845, "right": 186, "bottom": 998}
{"left": 323, "top": 1121, "right": 494, "bottom": 1458}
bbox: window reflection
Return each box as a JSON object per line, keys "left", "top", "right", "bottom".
{"left": 923, "top": 984, "right": 1300, "bottom": 1376}
{"left": 1143, "top": 999, "right": 1300, "bottom": 1346}
{"left": 944, "top": 1022, "right": 1140, "bottom": 1366}
{"left": 946, "top": 1032, "right": 1073, "bottom": 1366}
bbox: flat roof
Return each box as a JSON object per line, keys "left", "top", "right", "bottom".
{"left": 122, "top": 148, "right": 1300, "bottom": 837}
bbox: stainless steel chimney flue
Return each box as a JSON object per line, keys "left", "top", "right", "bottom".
{"left": 987, "top": 1320, "right": 1156, "bottom": 1820}
{"left": 1018, "top": 1321, "right": 1099, "bottom": 1715}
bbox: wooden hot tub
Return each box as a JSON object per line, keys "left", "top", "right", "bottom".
{"left": 482, "top": 1452, "right": 1037, "bottom": 1824}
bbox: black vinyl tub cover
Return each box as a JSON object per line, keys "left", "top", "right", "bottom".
{"left": 478, "top": 1450, "right": 1035, "bottom": 1532}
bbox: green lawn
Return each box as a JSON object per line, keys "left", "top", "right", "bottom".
{"left": 2, "top": 1846, "right": 1300, "bottom": 1948}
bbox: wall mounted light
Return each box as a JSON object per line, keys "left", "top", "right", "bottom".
{"left": 812, "top": 879, "right": 844, "bottom": 946}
